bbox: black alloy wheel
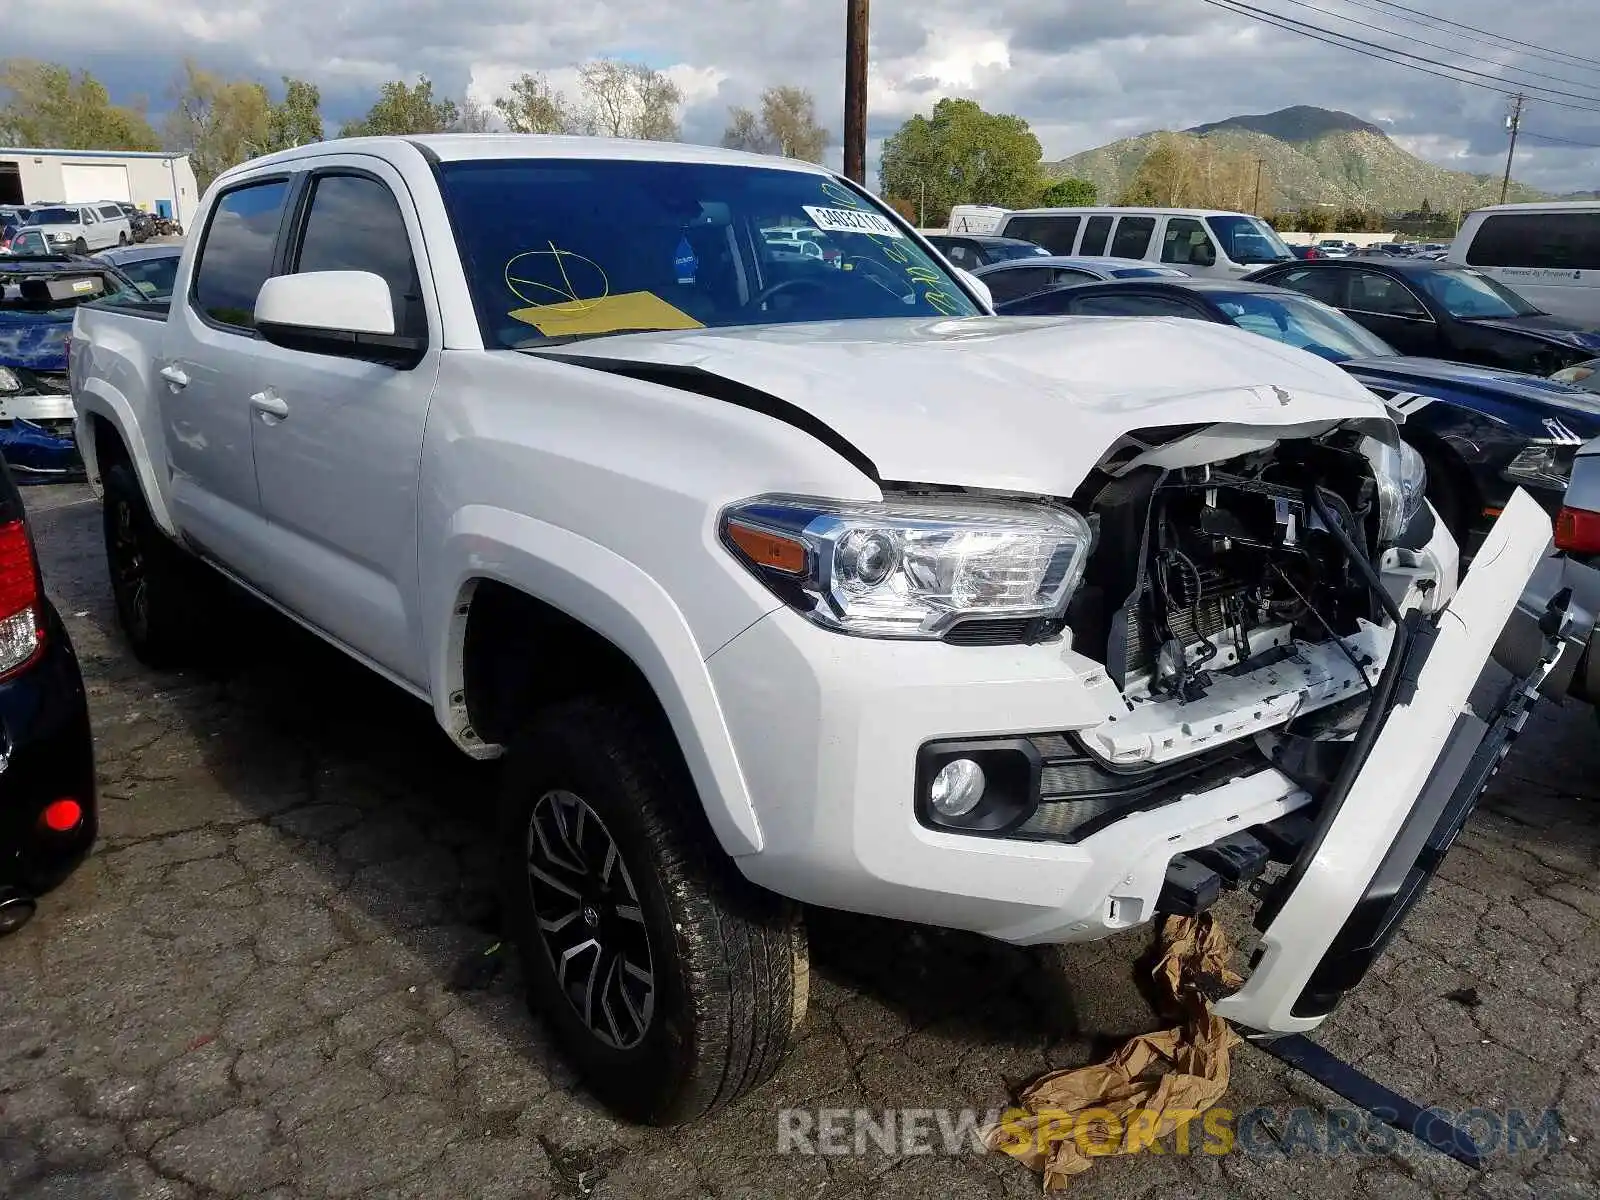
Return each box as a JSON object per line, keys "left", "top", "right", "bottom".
{"left": 525, "top": 787, "right": 655, "bottom": 1050}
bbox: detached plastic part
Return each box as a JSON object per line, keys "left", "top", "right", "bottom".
{"left": 1190, "top": 831, "right": 1272, "bottom": 887}
{"left": 1158, "top": 854, "right": 1223, "bottom": 917}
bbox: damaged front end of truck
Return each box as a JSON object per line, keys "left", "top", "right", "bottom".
{"left": 1044, "top": 415, "right": 1564, "bottom": 1033}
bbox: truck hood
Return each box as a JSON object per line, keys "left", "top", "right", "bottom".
{"left": 534, "top": 316, "right": 1391, "bottom": 495}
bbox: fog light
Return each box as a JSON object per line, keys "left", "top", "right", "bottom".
{"left": 930, "top": 758, "right": 986, "bottom": 818}
{"left": 41, "top": 798, "right": 82, "bottom": 832}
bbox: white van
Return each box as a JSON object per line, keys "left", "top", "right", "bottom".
{"left": 946, "top": 204, "right": 1009, "bottom": 234}
{"left": 1450, "top": 201, "right": 1600, "bottom": 326}
{"left": 23, "top": 202, "right": 133, "bottom": 254}
{"left": 988, "top": 207, "right": 1296, "bottom": 277}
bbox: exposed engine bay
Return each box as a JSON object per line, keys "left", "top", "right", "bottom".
{"left": 1126, "top": 450, "right": 1377, "bottom": 701}
{"left": 1065, "top": 429, "right": 1436, "bottom": 771}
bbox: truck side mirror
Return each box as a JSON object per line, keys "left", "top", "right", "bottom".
{"left": 255, "top": 270, "right": 425, "bottom": 369}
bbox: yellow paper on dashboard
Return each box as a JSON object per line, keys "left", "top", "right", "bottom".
{"left": 508, "top": 291, "right": 703, "bottom": 337}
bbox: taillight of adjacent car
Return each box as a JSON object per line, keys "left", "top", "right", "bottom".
{"left": 0, "top": 519, "right": 43, "bottom": 676}
{"left": 1555, "top": 505, "right": 1600, "bottom": 556}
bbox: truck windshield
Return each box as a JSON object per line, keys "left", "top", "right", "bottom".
{"left": 435, "top": 158, "right": 980, "bottom": 347}
{"left": 28, "top": 208, "right": 78, "bottom": 226}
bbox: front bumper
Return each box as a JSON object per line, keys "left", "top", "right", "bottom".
{"left": 709, "top": 491, "right": 1551, "bottom": 1033}
{"left": 1215, "top": 489, "right": 1555, "bottom": 1032}
{"left": 0, "top": 601, "right": 97, "bottom": 892}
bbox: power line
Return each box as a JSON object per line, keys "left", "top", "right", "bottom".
{"left": 1205, "top": 0, "right": 1600, "bottom": 109}
{"left": 1198, "top": 0, "right": 1600, "bottom": 113}
{"left": 1359, "top": 0, "right": 1600, "bottom": 77}
{"left": 1285, "top": 0, "right": 1600, "bottom": 98}
{"left": 1521, "top": 129, "right": 1600, "bottom": 151}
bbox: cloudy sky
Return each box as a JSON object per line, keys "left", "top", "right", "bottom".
{"left": 18, "top": 0, "right": 1600, "bottom": 193}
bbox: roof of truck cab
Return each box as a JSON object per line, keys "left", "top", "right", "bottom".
{"left": 243, "top": 134, "right": 835, "bottom": 175}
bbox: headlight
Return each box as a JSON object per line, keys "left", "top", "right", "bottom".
{"left": 1505, "top": 444, "right": 1577, "bottom": 489}
{"left": 1366, "top": 436, "right": 1428, "bottom": 545}
{"left": 720, "top": 494, "right": 1093, "bottom": 639}
{"left": 0, "top": 367, "right": 19, "bottom": 393}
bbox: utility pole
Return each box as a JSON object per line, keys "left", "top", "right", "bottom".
{"left": 1500, "top": 93, "right": 1525, "bottom": 205}
{"left": 1253, "top": 157, "right": 1265, "bottom": 215}
{"left": 844, "top": 0, "right": 869, "bottom": 185}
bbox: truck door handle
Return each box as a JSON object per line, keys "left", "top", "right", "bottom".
{"left": 159, "top": 364, "right": 189, "bottom": 389}
{"left": 249, "top": 390, "right": 289, "bottom": 420}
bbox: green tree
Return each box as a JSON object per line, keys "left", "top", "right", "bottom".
{"left": 263, "top": 77, "right": 323, "bottom": 153}
{"left": 576, "top": 59, "right": 680, "bottom": 141}
{"left": 878, "top": 98, "right": 1042, "bottom": 227}
{"left": 494, "top": 72, "right": 576, "bottom": 134}
{"left": 1037, "top": 177, "right": 1096, "bottom": 207}
{"left": 759, "top": 86, "right": 828, "bottom": 161}
{"left": 1299, "top": 207, "right": 1332, "bottom": 236}
{"left": 720, "top": 106, "right": 772, "bottom": 153}
{"left": 1419, "top": 196, "right": 1432, "bottom": 217}
{"left": 341, "top": 76, "right": 458, "bottom": 137}
{"left": 165, "top": 61, "right": 273, "bottom": 191}
{"left": 0, "top": 59, "right": 159, "bottom": 150}
{"left": 721, "top": 86, "right": 828, "bottom": 161}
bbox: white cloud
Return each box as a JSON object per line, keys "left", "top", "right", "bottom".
{"left": 9, "top": 0, "right": 1596, "bottom": 194}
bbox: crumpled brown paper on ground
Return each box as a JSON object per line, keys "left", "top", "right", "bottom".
{"left": 983, "top": 913, "right": 1245, "bottom": 1191}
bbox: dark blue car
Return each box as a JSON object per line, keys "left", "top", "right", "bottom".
{"left": 0, "top": 450, "right": 96, "bottom": 935}
{"left": 997, "top": 276, "right": 1600, "bottom": 553}
{"left": 0, "top": 254, "right": 145, "bottom": 479}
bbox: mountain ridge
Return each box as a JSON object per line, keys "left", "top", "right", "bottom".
{"left": 1046, "top": 106, "right": 1552, "bottom": 213}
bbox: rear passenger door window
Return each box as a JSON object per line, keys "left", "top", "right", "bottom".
{"left": 1079, "top": 215, "right": 1113, "bottom": 256}
{"left": 1002, "top": 215, "right": 1080, "bottom": 255}
{"left": 290, "top": 172, "right": 425, "bottom": 340}
{"left": 938, "top": 240, "right": 976, "bottom": 268}
{"left": 983, "top": 266, "right": 1056, "bottom": 303}
{"left": 1467, "top": 213, "right": 1600, "bottom": 270}
{"left": 191, "top": 178, "right": 291, "bottom": 331}
{"left": 1346, "top": 270, "right": 1430, "bottom": 319}
{"left": 1271, "top": 266, "right": 1348, "bottom": 308}
{"left": 1110, "top": 217, "right": 1156, "bottom": 260}
{"left": 1069, "top": 293, "right": 1207, "bottom": 319}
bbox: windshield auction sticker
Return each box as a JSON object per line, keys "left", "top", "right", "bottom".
{"left": 802, "top": 206, "right": 904, "bottom": 238}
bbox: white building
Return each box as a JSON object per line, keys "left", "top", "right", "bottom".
{"left": 0, "top": 148, "right": 200, "bottom": 228}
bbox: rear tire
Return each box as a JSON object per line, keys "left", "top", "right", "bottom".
{"left": 102, "top": 462, "right": 214, "bottom": 667}
{"left": 499, "top": 697, "right": 807, "bottom": 1125}
{"left": 117, "top": 232, "right": 127, "bottom": 246}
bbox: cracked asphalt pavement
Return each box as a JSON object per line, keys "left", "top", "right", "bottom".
{"left": 3, "top": 481, "right": 1599, "bottom": 1199}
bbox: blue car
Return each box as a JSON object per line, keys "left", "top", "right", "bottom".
{"left": 0, "top": 450, "right": 96, "bottom": 934}
{"left": 997, "top": 276, "right": 1600, "bottom": 554}
{"left": 0, "top": 253, "right": 146, "bottom": 479}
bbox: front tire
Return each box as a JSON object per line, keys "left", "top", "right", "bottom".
{"left": 500, "top": 698, "right": 808, "bottom": 1125}
{"left": 71, "top": 237, "right": 86, "bottom": 255}
{"left": 102, "top": 462, "right": 213, "bottom": 667}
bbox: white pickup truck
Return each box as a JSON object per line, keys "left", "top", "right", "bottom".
{"left": 70, "top": 135, "right": 1563, "bottom": 1125}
